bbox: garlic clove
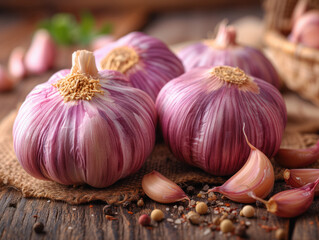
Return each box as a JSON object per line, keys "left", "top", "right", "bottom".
{"left": 275, "top": 140, "right": 319, "bottom": 168}
{"left": 25, "top": 29, "right": 56, "bottom": 75}
{"left": 142, "top": 170, "right": 189, "bottom": 204}
{"left": 0, "top": 65, "right": 17, "bottom": 91}
{"left": 8, "top": 47, "right": 27, "bottom": 80}
{"left": 249, "top": 179, "right": 319, "bottom": 218}
{"left": 284, "top": 169, "right": 319, "bottom": 196}
{"left": 208, "top": 126, "right": 275, "bottom": 203}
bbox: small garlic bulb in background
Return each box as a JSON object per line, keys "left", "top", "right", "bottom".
{"left": 13, "top": 50, "right": 157, "bottom": 188}
{"left": 94, "top": 32, "right": 185, "bottom": 101}
{"left": 177, "top": 22, "right": 280, "bottom": 89}
{"left": 156, "top": 66, "right": 287, "bottom": 176}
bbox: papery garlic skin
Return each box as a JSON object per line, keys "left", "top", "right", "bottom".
{"left": 25, "top": 29, "right": 56, "bottom": 75}
{"left": 13, "top": 51, "right": 156, "bottom": 188}
{"left": 177, "top": 23, "right": 280, "bottom": 89}
{"left": 284, "top": 169, "right": 319, "bottom": 196}
{"left": 94, "top": 32, "right": 185, "bottom": 101}
{"left": 209, "top": 129, "right": 275, "bottom": 203}
{"left": 156, "top": 66, "right": 286, "bottom": 176}
{"left": 142, "top": 170, "right": 189, "bottom": 204}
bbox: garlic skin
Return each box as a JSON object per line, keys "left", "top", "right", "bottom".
{"left": 8, "top": 47, "right": 26, "bottom": 80}
{"left": 284, "top": 169, "right": 319, "bottom": 196}
{"left": 156, "top": 66, "right": 287, "bottom": 176}
{"left": 94, "top": 32, "right": 184, "bottom": 101}
{"left": 177, "top": 23, "right": 280, "bottom": 89}
{"left": 249, "top": 179, "right": 319, "bottom": 218}
{"left": 275, "top": 140, "right": 319, "bottom": 168}
{"left": 0, "top": 65, "right": 17, "bottom": 91}
{"left": 209, "top": 128, "right": 275, "bottom": 203}
{"left": 13, "top": 50, "right": 156, "bottom": 188}
{"left": 25, "top": 29, "right": 56, "bottom": 74}
{"left": 142, "top": 170, "right": 189, "bottom": 204}
{"left": 290, "top": 10, "right": 319, "bottom": 49}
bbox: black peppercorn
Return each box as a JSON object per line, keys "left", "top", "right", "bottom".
{"left": 33, "top": 222, "right": 44, "bottom": 233}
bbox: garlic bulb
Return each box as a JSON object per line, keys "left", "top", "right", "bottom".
{"left": 209, "top": 128, "right": 275, "bottom": 203}
{"left": 290, "top": 10, "right": 319, "bottom": 49}
{"left": 94, "top": 32, "right": 185, "bottom": 101}
{"left": 13, "top": 50, "right": 157, "bottom": 188}
{"left": 156, "top": 66, "right": 287, "bottom": 176}
{"left": 177, "top": 23, "right": 280, "bottom": 89}
{"left": 25, "top": 29, "right": 56, "bottom": 74}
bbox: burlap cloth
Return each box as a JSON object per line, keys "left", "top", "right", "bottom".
{"left": 0, "top": 98, "right": 319, "bottom": 205}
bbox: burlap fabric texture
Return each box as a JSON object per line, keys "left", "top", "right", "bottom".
{"left": 0, "top": 109, "right": 318, "bottom": 205}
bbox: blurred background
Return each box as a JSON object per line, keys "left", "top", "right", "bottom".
{"left": 0, "top": 0, "right": 264, "bottom": 64}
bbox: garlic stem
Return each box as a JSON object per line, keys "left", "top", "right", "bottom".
{"left": 214, "top": 21, "right": 237, "bottom": 48}
{"left": 275, "top": 140, "right": 319, "bottom": 168}
{"left": 142, "top": 170, "right": 190, "bottom": 204}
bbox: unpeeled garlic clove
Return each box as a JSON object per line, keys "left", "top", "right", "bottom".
{"left": 208, "top": 126, "right": 275, "bottom": 203}
{"left": 0, "top": 65, "right": 17, "bottom": 91}
{"left": 25, "top": 29, "right": 56, "bottom": 74}
{"left": 249, "top": 179, "right": 319, "bottom": 218}
{"left": 142, "top": 170, "right": 189, "bottom": 204}
{"left": 284, "top": 168, "right": 319, "bottom": 196}
{"left": 8, "top": 46, "right": 27, "bottom": 80}
{"left": 275, "top": 140, "right": 319, "bottom": 168}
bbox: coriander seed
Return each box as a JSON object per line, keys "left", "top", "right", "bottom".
{"left": 220, "top": 219, "right": 234, "bottom": 233}
{"left": 242, "top": 205, "right": 255, "bottom": 218}
{"left": 195, "top": 202, "right": 208, "bottom": 215}
{"left": 188, "top": 213, "right": 201, "bottom": 225}
{"left": 151, "top": 209, "right": 164, "bottom": 222}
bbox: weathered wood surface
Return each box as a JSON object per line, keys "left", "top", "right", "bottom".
{"left": 0, "top": 11, "right": 318, "bottom": 240}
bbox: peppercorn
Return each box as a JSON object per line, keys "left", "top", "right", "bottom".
{"left": 195, "top": 202, "right": 208, "bottom": 215}
{"left": 151, "top": 209, "right": 164, "bottom": 222}
{"left": 235, "top": 224, "right": 246, "bottom": 237}
{"left": 242, "top": 205, "right": 255, "bottom": 218}
{"left": 33, "top": 222, "right": 44, "bottom": 233}
{"left": 220, "top": 219, "right": 234, "bottom": 233}
{"left": 139, "top": 214, "right": 151, "bottom": 226}
{"left": 137, "top": 199, "right": 144, "bottom": 207}
{"left": 275, "top": 228, "right": 286, "bottom": 240}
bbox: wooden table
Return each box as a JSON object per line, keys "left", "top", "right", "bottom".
{"left": 0, "top": 11, "right": 318, "bottom": 240}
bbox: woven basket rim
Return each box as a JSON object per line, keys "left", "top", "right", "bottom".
{"left": 264, "top": 29, "right": 319, "bottom": 62}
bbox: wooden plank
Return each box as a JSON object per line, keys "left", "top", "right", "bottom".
{"left": 0, "top": 182, "right": 299, "bottom": 240}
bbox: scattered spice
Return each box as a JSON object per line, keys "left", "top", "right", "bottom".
{"left": 190, "top": 200, "right": 196, "bottom": 206}
{"left": 151, "top": 209, "right": 164, "bottom": 222}
{"left": 220, "top": 213, "right": 228, "bottom": 221}
{"left": 139, "top": 214, "right": 151, "bottom": 226}
{"left": 122, "top": 201, "right": 130, "bottom": 208}
{"left": 89, "top": 205, "right": 93, "bottom": 208}
{"left": 178, "top": 206, "right": 184, "bottom": 214}
{"left": 196, "top": 202, "right": 208, "bottom": 215}
{"left": 103, "top": 205, "right": 112, "bottom": 215}
{"left": 188, "top": 213, "right": 201, "bottom": 225}
{"left": 259, "top": 224, "right": 278, "bottom": 232}
{"left": 309, "top": 221, "right": 314, "bottom": 225}
{"left": 105, "top": 215, "right": 117, "bottom": 220}
{"left": 33, "top": 222, "right": 44, "bottom": 233}
{"left": 241, "top": 205, "right": 255, "bottom": 218}
{"left": 220, "top": 219, "right": 234, "bottom": 233}
{"left": 202, "top": 184, "right": 210, "bottom": 191}
{"left": 127, "top": 211, "right": 134, "bottom": 215}
{"left": 212, "top": 217, "right": 220, "bottom": 225}
{"left": 8, "top": 202, "right": 17, "bottom": 208}
{"left": 174, "top": 219, "right": 183, "bottom": 224}
{"left": 275, "top": 228, "right": 286, "bottom": 240}
{"left": 137, "top": 199, "right": 144, "bottom": 207}
{"left": 235, "top": 224, "right": 246, "bottom": 237}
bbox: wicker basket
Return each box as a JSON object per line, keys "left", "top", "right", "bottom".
{"left": 263, "top": 0, "right": 319, "bottom": 105}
